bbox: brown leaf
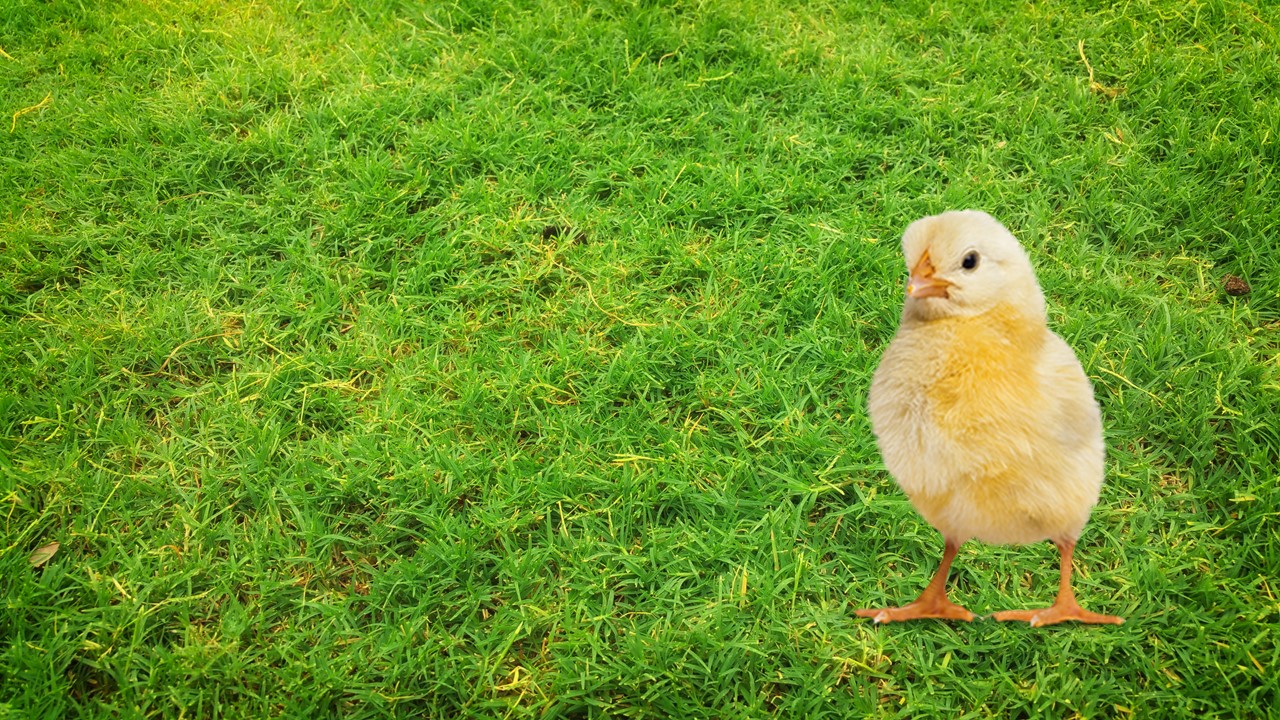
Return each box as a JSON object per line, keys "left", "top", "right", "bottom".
{"left": 29, "top": 541, "right": 59, "bottom": 568}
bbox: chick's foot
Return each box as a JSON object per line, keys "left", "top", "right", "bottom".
{"left": 992, "top": 601, "right": 1123, "bottom": 627}
{"left": 856, "top": 598, "right": 976, "bottom": 624}
{"left": 993, "top": 540, "right": 1124, "bottom": 627}
{"left": 858, "top": 538, "right": 974, "bottom": 623}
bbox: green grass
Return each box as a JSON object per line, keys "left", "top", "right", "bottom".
{"left": 2, "top": 0, "right": 1278, "bottom": 716}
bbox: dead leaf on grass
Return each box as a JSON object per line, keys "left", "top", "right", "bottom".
{"left": 29, "top": 541, "right": 60, "bottom": 568}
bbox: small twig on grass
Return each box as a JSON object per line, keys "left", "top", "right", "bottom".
{"left": 157, "top": 331, "right": 239, "bottom": 373}
{"left": 11, "top": 93, "right": 52, "bottom": 132}
{"left": 657, "top": 164, "right": 687, "bottom": 205}
{"left": 1078, "top": 41, "right": 1124, "bottom": 98}
{"left": 1096, "top": 367, "right": 1167, "bottom": 407}
{"left": 158, "top": 191, "right": 216, "bottom": 206}
{"left": 558, "top": 264, "right": 657, "bottom": 328}
{"left": 0, "top": 47, "right": 14, "bottom": 61}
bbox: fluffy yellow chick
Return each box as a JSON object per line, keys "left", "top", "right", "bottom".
{"left": 857, "top": 210, "right": 1123, "bottom": 626}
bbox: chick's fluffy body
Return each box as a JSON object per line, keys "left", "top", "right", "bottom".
{"left": 868, "top": 211, "right": 1104, "bottom": 546}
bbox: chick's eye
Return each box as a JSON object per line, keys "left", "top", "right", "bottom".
{"left": 961, "top": 251, "right": 979, "bottom": 271}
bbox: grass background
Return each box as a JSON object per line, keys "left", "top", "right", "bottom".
{"left": 2, "top": 0, "right": 1278, "bottom": 716}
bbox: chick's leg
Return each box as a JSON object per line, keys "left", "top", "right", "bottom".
{"left": 856, "top": 539, "right": 975, "bottom": 623}
{"left": 993, "top": 540, "right": 1123, "bottom": 627}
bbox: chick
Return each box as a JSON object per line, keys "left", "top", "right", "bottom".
{"left": 857, "top": 210, "right": 1123, "bottom": 626}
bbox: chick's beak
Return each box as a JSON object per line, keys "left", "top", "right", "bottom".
{"left": 906, "top": 250, "right": 951, "bottom": 299}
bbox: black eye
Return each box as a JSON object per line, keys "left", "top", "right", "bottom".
{"left": 961, "top": 251, "right": 979, "bottom": 271}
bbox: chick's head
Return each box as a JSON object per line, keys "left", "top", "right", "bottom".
{"left": 898, "top": 210, "right": 1046, "bottom": 322}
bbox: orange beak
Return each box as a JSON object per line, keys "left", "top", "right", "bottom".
{"left": 906, "top": 250, "right": 951, "bottom": 299}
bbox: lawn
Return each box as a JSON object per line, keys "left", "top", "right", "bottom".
{"left": 2, "top": 0, "right": 1278, "bottom": 716}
